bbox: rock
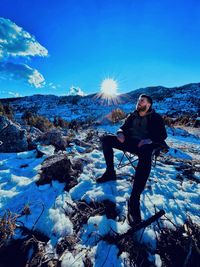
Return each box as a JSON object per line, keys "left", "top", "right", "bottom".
{"left": 0, "top": 115, "right": 9, "bottom": 131}
{"left": 0, "top": 115, "right": 28, "bottom": 152}
{"left": 36, "top": 129, "right": 67, "bottom": 151}
{"left": 71, "top": 158, "right": 84, "bottom": 174}
{"left": 36, "top": 154, "right": 80, "bottom": 189}
{"left": 25, "top": 125, "right": 43, "bottom": 139}
{"left": 36, "top": 145, "right": 55, "bottom": 157}
{"left": 25, "top": 125, "right": 43, "bottom": 150}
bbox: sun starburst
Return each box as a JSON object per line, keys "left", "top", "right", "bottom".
{"left": 100, "top": 78, "right": 118, "bottom": 96}
{"left": 94, "top": 78, "right": 121, "bottom": 105}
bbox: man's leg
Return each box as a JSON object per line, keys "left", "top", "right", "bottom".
{"left": 102, "top": 135, "right": 139, "bottom": 169}
{"left": 97, "top": 135, "right": 125, "bottom": 182}
{"left": 102, "top": 135, "right": 125, "bottom": 171}
{"left": 97, "top": 134, "right": 138, "bottom": 182}
{"left": 128, "top": 144, "right": 154, "bottom": 223}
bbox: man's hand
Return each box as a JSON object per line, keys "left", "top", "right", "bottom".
{"left": 117, "top": 132, "right": 125, "bottom": 143}
{"left": 138, "top": 139, "right": 152, "bottom": 148}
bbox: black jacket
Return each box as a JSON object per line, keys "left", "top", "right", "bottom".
{"left": 118, "top": 109, "right": 167, "bottom": 145}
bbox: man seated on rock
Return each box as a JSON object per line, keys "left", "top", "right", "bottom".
{"left": 96, "top": 94, "right": 168, "bottom": 226}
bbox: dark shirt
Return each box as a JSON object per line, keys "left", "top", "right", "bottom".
{"left": 118, "top": 109, "right": 167, "bottom": 145}
{"left": 129, "top": 114, "right": 149, "bottom": 140}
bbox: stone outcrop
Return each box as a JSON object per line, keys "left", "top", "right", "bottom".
{"left": 36, "top": 129, "right": 68, "bottom": 151}
{"left": 25, "top": 125, "right": 43, "bottom": 150}
{"left": 0, "top": 116, "right": 28, "bottom": 152}
{"left": 36, "top": 154, "right": 83, "bottom": 190}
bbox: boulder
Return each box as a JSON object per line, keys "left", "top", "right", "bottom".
{"left": 0, "top": 116, "right": 28, "bottom": 152}
{"left": 26, "top": 125, "right": 43, "bottom": 139}
{"left": 36, "top": 145, "right": 55, "bottom": 157}
{"left": 25, "top": 125, "right": 43, "bottom": 150}
{"left": 36, "top": 129, "right": 67, "bottom": 151}
{"left": 36, "top": 154, "right": 81, "bottom": 190}
{"left": 71, "top": 158, "right": 84, "bottom": 174}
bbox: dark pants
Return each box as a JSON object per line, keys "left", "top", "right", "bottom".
{"left": 101, "top": 134, "right": 155, "bottom": 221}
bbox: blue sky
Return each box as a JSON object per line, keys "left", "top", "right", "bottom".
{"left": 0, "top": 0, "right": 200, "bottom": 98}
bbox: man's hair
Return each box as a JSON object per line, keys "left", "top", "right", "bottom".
{"left": 139, "top": 94, "right": 153, "bottom": 106}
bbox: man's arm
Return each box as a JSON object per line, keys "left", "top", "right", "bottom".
{"left": 116, "top": 113, "right": 132, "bottom": 143}
{"left": 138, "top": 113, "right": 167, "bottom": 148}
{"left": 138, "top": 138, "right": 152, "bottom": 148}
{"left": 117, "top": 113, "right": 132, "bottom": 134}
{"left": 116, "top": 132, "right": 125, "bottom": 143}
{"left": 150, "top": 113, "right": 167, "bottom": 144}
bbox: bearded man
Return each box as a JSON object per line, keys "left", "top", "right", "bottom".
{"left": 96, "top": 94, "right": 167, "bottom": 225}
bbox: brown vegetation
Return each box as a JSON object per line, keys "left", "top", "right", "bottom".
{"left": 163, "top": 114, "right": 199, "bottom": 128}
{"left": 53, "top": 116, "right": 69, "bottom": 128}
{"left": 0, "top": 102, "right": 13, "bottom": 120}
{"left": 110, "top": 108, "right": 126, "bottom": 123}
{"left": 157, "top": 219, "right": 200, "bottom": 267}
{"left": 22, "top": 111, "right": 54, "bottom": 132}
{"left": 0, "top": 210, "right": 18, "bottom": 248}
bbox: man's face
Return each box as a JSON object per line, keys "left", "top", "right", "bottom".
{"left": 136, "top": 97, "right": 151, "bottom": 112}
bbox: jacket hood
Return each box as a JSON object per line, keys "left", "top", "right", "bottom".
{"left": 133, "top": 109, "right": 155, "bottom": 117}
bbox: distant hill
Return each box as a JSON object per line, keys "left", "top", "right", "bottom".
{"left": 1, "top": 83, "right": 200, "bottom": 122}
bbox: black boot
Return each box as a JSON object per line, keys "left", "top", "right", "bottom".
{"left": 127, "top": 199, "right": 142, "bottom": 226}
{"left": 96, "top": 169, "right": 116, "bottom": 183}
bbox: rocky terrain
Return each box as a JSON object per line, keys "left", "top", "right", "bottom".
{"left": 1, "top": 83, "right": 200, "bottom": 124}
{"left": 0, "top": 83, "right": 200, "bottom": 267}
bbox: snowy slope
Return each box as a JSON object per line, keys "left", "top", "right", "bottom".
{"left": 0, "top": 124, "right": 199, "bottom": 266}
{"left": 0, "top": 83, "right": 200, "bottom": 266}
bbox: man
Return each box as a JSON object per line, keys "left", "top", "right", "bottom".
{"left": 96, "top": 94, "right": 167, "bottom": 225}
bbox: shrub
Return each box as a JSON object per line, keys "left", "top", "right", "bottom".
{"left": 22, "top": 111, "right": 54, "bottom": 132}
{"left": 0, "top": 210, "right": 18, "bottom": 247}
{"left": 157, "top": 220, "right": 200, "bottom": 267}
{"left": 22, "top": 110, "right": 36, "bottom": 124}
{"left": 163, "top": 115, "right": 175, "bottom": 127}
{"left": 68, "top": 119, "right": 80, "bottom": 132}
{"left": 163, "top": 114, "right": 198, "bottom": 127}
{"left": 0, "top": 102, "right": 13, "bottom": 120}
{"left": 110, "top": 108, "right": 126, "bottom": 123}
{"left": 53, "top": 116, "right": 69, "bottom": 128}
{"left": 29, "top": 116, "right": 53, "bottom": 132}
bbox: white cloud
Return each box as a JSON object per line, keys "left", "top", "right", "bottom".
{"left": 28, "top": 68, "right": 45, "bottom": 88}
{"left": 0, "top": 17, "right": 48, "bottom": 59}
{"left": 8, "top": 91, "right": 21, "bottom": 97}
{"left": 48, "top": 82, "right": 59, "bottom": 90}
{"left": 69, "top": 86, "right": 85, "bottom": 96}
{"left": 0, "top": 17, "right": 48, "bottom": 89}
{"left": 0, "top": 62, "right": 45, "bottom": 88}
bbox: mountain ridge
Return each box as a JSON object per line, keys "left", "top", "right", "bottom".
{"left": 1, "top": 82, "right": 200, "bottom": 101}
{"left": 1, "top": 82, "right": 200, "bottom": 122}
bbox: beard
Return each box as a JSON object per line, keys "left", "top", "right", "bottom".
{"left": 136, "top": 104, "right": 148, "bottom": 112}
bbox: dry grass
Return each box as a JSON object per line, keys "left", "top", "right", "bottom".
{"left": 0, "top": 210, "right": 19, "bottom": 247}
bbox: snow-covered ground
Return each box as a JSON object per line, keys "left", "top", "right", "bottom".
{"left": 0, "top": 124, "right": 199, "bottom": 266}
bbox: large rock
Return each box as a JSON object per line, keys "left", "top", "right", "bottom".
{"left": 26, "top": 125, "right": 43, "bottom": 140}
{"left": 24, "top": 125, "right": 43, "bottom": 150}
{"left": 36, "top": 154, "right": 82, "bottom": 190}
{"left": 0, "top": 116, "right": 28, "bottom": 152}
{"left": 36, "top": 129, "right": 68, "bottom": 151}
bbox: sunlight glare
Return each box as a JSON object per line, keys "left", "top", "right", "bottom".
{"left": 100, "top": 78, "right": 118, "bottom": 96}
{"left": 94, "top": 77, "right": 121, "bottom": 105}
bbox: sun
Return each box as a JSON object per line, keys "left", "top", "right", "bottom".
{"left": 100, "top": 78, "right": 118, "bottom": 96}
{"left": 94, "top": 77, "right": 121, "bottom": 105}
